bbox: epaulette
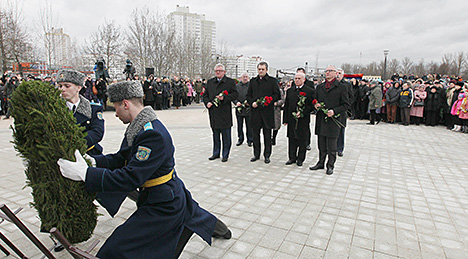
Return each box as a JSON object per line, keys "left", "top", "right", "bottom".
{"left": 144, "top": 122, "right": 153, "bottom": 131}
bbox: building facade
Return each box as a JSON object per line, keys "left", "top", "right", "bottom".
{"left": 45, "top": 28, "right": 71, "bottom": 67}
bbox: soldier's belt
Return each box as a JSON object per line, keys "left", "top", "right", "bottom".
{"left": 141, "top": 169, "right": 174, "bottom": 188}
{"left": 86, "top": 145, "right": 95, "bottom": 152}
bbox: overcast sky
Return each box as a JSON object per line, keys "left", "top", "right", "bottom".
{"left": 14, "top": 0, "right": 468, "bottom": 70}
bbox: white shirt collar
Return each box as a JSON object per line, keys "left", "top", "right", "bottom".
{"left": 66, "top": 99, "right": 80, "bottom": 111}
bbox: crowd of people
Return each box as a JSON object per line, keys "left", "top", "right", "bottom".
{"left": 347, "top": 75, "right": 468, "bottom": 132}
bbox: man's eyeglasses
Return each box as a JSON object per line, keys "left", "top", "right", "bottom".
{"left": 215, "top": 70, "right": 224, "bottom": 72}
{"left": 325, "top": 70, "right": 336, "bottom": 72}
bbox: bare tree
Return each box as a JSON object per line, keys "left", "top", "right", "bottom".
{"left": 125, "top": 7, "right": 156, "bottom": 75}
{"left": 439, "top": 54, "right": 453, "bottom": 76}
{"left": 387, "top": 59, "right": 400, "bottom": 76}
{"left": 0, "top": 1, "right": 32, "bottom": 76}
{"left": 84, "top": 19, "right": 122, "bottom": 76}
{"left": 401, "top": 57, "right": 413, "bottom": 75}
{"left": 452, "top": 51, "right": 466, "bottom": 76}
{"left": 147, "top": 14, "right": 177, "bottom": 77}
{"left": 413, "top": 59, "right": 426, "bottom": 77}
{"left": 38, "top": 0, "right": 60, "bottom": 68}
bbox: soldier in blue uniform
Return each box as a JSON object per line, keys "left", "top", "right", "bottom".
{"left": 56, "top": 69, "right": 104, "bottom": 155}
{"left": 57, "top": 81, "right": 231, "bottom": 258}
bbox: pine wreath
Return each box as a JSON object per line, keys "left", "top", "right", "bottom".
{"left": 10, "top": 80, "right": 98, "bottom": 244}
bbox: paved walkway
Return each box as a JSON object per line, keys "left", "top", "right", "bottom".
{"left": 1, "top": 104, "right": 468, "bottom": 258}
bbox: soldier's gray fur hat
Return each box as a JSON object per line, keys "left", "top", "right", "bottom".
{"left": 55, "top": 69, "right": 85, "bottom": 86}
{"left": 107, "top": 81, "right": 144, "bottom": 102}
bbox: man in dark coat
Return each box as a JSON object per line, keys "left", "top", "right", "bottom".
{"left": 294, "top": 68, "right": 315, "bottom": 150}
{"left": 203, "top": 64, "right": 238, "bottom": 162}
{"left": 283, "top": 72, "right": 315, "bottom": 166}
{"left": 142, "top": 75, "right": 155, "bottom": 109}
{"left": 233, "top": 73, "right": 253, "bottom": 146}
{"left": 309, "top": 65, "right": 350, "bottom": 175}
{"left": 246, "top": 61, "right": 281, "bottom": 164}
{"left": 57, "top": 80, "right": 231, "bottom": 259}
{"left": 336, "top": 68, "right": 353, "bottom": 157}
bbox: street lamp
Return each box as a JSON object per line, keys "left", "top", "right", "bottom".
{"left": 383, "top": 49, "right": 389, "bottom": 80}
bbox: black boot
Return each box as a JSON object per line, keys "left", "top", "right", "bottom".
{"left": 212, "top": 219, "right": 232, "bottom": 239}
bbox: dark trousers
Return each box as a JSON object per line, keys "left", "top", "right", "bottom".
{"left": 173, "top": 227, "right": 193, "bottom": 258}
{"left": 317, "top": 135, "right": 337, "bottom": 169}
{"left": 387, "top": 104, "right": 398, "bottom": 122}
{"left": 212, "top": 128, "right": 231, "bottom": 158}
{"left": 236, "top": 114, "right": 253, "bottom": 144}
{"left": 252, "top": 127, "right": 272, "bottom": 159}
{"left": 288, "top": 137, "right": 307, "bottom": 162}
{"left": 370, "top": 110, "right": 378, "bottom": 124}
{"left": 426, "top": 110, "right": 438, "bottom": 126}
{"left": 400, "top": 107, "right": 411, "bottom": 125}
{"left": 357, "top": 99, "right": 369, "bottom": 119}
{"left": 337, "top": 127, "right": 345, "bottom": 153}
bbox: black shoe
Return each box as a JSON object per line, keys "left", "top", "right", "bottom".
{"left": 236, "top": 141, "right": 243, "bottom": 146}
{"left": 208, "top": 155, "right": 220, "bottom": 160}
{"left": 285, "top": 160, "right": 295, "bottom": 165}
{"left": 271, "top": 139, "right": 276, "bottom": 145}
{"left": 250, "top": 156, "right": 260, "bottom": 162}
{"left": 222, "top": 157, "right": 228, "bottom": 162}
{"left": 54, "top": 244, "right": 65, "bottom": 252}
{"left": 326, "top": 168, "right": 334, "bottom": 175}
{"left": 309, "top": 164, "right": 324, "bottom": 170}
{"left": 212, "top": 220, "right": 232, "bottom": 239}
{"left": 264, "top": 157, "right": 270, "bottom": 164}
{"left": 296, "top": 161, "right": 303, "bottom": 166}
{"left": 366, "top": 122, "right": 375, "bottom": 125}
{"left": 247, "top": 142, "right": 253, "bottom": 147}
{"left": 306, "top": 145, "right": 311, "bottom": 151}
{"left": 337, "top": 152, "right": 343, "bottom": 157}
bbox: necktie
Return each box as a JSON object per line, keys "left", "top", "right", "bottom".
{"left": 72, "top": 105, "right": 76, "bottom": 113}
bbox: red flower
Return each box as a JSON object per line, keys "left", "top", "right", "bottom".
{"left": 300, "top": 92, "right": 306, "bottom": 96}
{"left": 312, "top": 99, "right": 318, "bottom": 105}
{"left": 223, "top": 90, "right": 228, "bottom": 95}
{"left": 264, "top": 102, "right": 269, "bottom": 106}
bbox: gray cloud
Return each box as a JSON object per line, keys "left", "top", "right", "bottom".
{"left": 19, "top": 0, "right": 468, "bottom": 70}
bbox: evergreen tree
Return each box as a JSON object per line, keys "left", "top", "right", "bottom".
{"left": 10, "top": 81, "right": 98, "bottom": 244}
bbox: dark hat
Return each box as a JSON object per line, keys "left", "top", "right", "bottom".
{"left": 55, "top": 69, "right": 85, "bottom": 86}
{"left": 107, "top": 81, "right": 144, "bottom": 102}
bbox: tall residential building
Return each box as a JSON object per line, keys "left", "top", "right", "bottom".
{"left": 225, "top": 55, "right": 263, "bottom": 79}
{"left": 45, "top": 28, "right": 71, "bottom": 67}
{"left": 168, "top": 5, "right": 216, "bottom": 60}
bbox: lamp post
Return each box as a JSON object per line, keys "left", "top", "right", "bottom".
{"left": 383, "top": 49, "right": 389, "bottom": 80}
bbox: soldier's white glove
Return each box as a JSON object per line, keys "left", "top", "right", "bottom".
{"left": 83, "top": 153, "right": 96, "bottom": 167}
{"left": 57, "top": 150, "right": 88, "bottom": 182}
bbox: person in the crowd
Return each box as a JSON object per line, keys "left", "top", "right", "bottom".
{"left": 410, "top": 83, "right": 427, "bottom": 125}
{"left": 385, "top": 81, "right": 401, "bottom": 124}
{"left": 203, "top": 64, "right": 238, "bottom": 162}
{"left": 172, "top": 76, "right": 183, "bottom": 109}
{"left": 161, "top": 77, "right": 171, "bottom": 110}
{"left": 282, "top": 72, "right": 315, "bottom": 166}
{"left": 143, "top": 75, "right": 155, "bottom": 109}
{"left": 357, "top": 79, "right": 369, "bottom": 119}
{"left": 271, "top": 81, "right": 286, "bottom": 146}
{"left": 350, "top": 78, "right": 360, "bottom": 120}
{"left": 309, "top": 65, "right": 349, "bottom": 175}
{"left": 336, "top": 68, "right": 353, "bottom": 157}
{"left": 399, "top": 82, "right": 414, "bottom": 126}
{"left": 367, "top": 81, "right": 383, "bottom": 125}
{"left": 57, "top": 80, "right": 232, "bottom": 258}
{"left": 233, "top": 73, "right": 253, "bottom": 147}
{"left": 425, "top": 85, "right": 441, "bottom": 126}
{"left": 246, "top": 61, "right": 281, "bottom": 164}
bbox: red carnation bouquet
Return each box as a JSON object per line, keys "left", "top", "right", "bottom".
{"left": 256, "top": 96, "right": 273, "bottom": 107}
{"left": 312, "top": 99, "right": 344, "bottom": 128}
{"left": 213, "top": 90, "right": 228, "bottom": 107}
{"left": 292, "top": 92, "right": 307, "bottom": 129}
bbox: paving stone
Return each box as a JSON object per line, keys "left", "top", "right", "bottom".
{"left": 2, "top": 106, "right": 468, "bottom": 258}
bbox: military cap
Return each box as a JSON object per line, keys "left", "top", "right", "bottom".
{"left": 55, "top": 69, "right": 85, "bottom": 86}
{"left": 107, "top": 81, "right": 144, "bottom": 102}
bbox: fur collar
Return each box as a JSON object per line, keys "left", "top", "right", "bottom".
{"left": 125, "top": 106, "right": 158, "bottom": 147}
{"left": 76, "top": 95, "right": 92, "bottom": 119}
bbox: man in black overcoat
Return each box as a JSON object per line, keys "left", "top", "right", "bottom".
{"left": 233, "top": 73, "right": 253, "bottom": 146}
{"left": 309, "top": 65, "right": 350, "bottom": 175}
{"left": 203, "top": 64, "right": 238, "bottom": 162}
{"left": 336, "top": 68, "right": 354, "bottom": 157}
{"left": 246, "top": 61, "right": 281, "bottom": 164}
{"left": 283, "top": 72, "right": 315, "bottom": 166}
